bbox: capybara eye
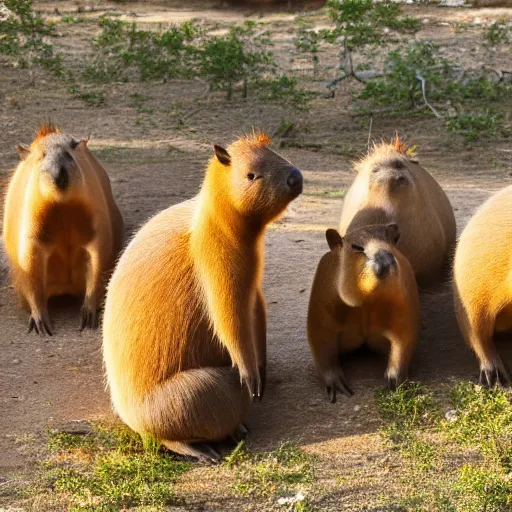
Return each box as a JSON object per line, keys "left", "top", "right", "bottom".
{"left": 247, "top": 173, "right": 256, "bottom": 181}
{"left": 351, "top": 244, "right": 364, "bottom": 253}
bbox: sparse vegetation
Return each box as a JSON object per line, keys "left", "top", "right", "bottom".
{"left": 0, "top": 0, "right": 65, "bottom": 76}
{"left": 226, "top": 441, "right": 316, "bottom": 507}
{"left": 484, "top": 19, "right": 510, "bottom": 46}
{"left": 37, "top": 423, "right": 191, "bottom": 511}
{"left": 358, "top": 41, "right": 512, "bottom": 140}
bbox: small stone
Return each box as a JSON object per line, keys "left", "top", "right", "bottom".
{"left": 353, "top": 405, "right": 361, "bottom": 412}
{"left": 12, "top": 359, "right": 21, "bottom": 364}
{"left": 445, "top": 409, "right": 457, "bottom": 422}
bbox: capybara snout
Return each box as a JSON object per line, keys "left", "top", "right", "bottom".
{"left": 372, "top": 249, "right": 396, "bottom": 279}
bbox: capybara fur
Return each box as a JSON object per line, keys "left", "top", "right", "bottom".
{"left": 307, "top": 224, "right": 420, "bottom": 401}
{"left": 3, "top": 124, "right": 124, "bottom": 334}
{"left": 339, "top": 136, "right": 456, "bottom": 287}
{"left": 102, "top": 133, "right": 303, "bottom": 461}
{"left": 453, "top": 185, "right": 512, "bottom": 386}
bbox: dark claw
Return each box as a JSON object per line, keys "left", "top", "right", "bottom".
{"left": 479, "top": 366, "right": 511, "bottom": 388}
{"left": 28, "top": 315, "right": 53, "bottom": 336}
{"left": 79, "top": 307, "right": 99, "bottom": 331}
{"left": 325, "top": 369, "right": 353, "bottom": 403}
{"left": 194, "top": 443, "right": 222, "bottom": 464}
{"left": 245, "top": 373, "right": 262, "bottom": 402}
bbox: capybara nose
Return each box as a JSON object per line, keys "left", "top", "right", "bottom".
{"left": 373, "top": 249, "right": 396, "bottom": 279}
{"left": 287, "top": 167, "right": 303, "bottom": 194}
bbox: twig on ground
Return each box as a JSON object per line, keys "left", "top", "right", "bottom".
{"left": 415, "top": 71, "right": 443, "bottom": 119}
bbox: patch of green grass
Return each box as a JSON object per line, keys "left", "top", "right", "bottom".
{"left": 226, "top": 441, "right": 315, "bottom": 502}
{"left": 68, "top": 85, "right": 106, "bottom": 106}
{"left": 41, "top": 423, "right": 191, "bottom": 511}
{"left": 454, "top": 464, "right": 512, "bottom": 511}
{"left": 323, "top": 189, "right": 346, "bottom": 198}
{"left": 443, "top": 382, "right": 512, "bottom": 469}
{"left": 376, "top": 382, "right": 440, "bottom": 474}
{"left": 376, "top": 382, "right": 437, "bottom": 440}
{"left": 484, "top": 20, "right": 510, "bottom": 46}
{"left": 446, "top": 110, "right": 510, "bottom": 142}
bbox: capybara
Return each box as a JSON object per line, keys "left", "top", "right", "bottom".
{"left": 3, "top": 124, "right": 124, "bottom": 334}
{"left": 339, "top": 136, "right": 456, "bottom": 286}
{"left": 102, "top": 133, "right": 303, "bottom": 461}
{"left": 453, "top": 185, "right": 512, "bottom": 386}
{"left": 308, "top": 224, "right": 420, "bottom": 401}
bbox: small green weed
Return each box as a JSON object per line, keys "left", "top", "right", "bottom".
{"left": 323, "top": 189, "right": 346, "bottom": 198}
{"left": 484, "top": 20, "right": 510, "bottom": 46}
{"left": 200, "top": 22, "right": 273, "bottom": 100}
{"left": 226, "top": 441, "right": 315, "bottom": 500}
{"left": 68, "top": 85, "right": 106, "bottom": 106}
{"left": 41, "top": 423, "right": 191, "bottom": 511}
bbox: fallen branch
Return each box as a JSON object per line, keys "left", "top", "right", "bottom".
{"left": 415, "top": 71, "right": 443, "bottom": 119}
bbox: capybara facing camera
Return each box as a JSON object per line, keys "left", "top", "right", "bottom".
{"left": 2, "top": 124, "right": 124, "bottom": 334}
{"left": 339, "top": 136, "right": 456, "bottom": 287}
{"left": 307, "top": 223, "right": 420, "bottom": 401}
{"left": 102, "top": 133, "right": 302, "bottom": 462}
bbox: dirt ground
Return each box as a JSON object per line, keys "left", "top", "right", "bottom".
{"left": 0, "top": 1, "right": 511, "bottom": 510}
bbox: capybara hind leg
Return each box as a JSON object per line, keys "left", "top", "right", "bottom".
{"left": 80, "top": 243, "right": 105, "bottom": 330}
{"left": 145, "top": 367, "right": 251, "bottom": 450}
{"left": 469, "top": 321, "right": 510, "bottom": 387}
{"left": 161, "top": 440, "right": 221, "bottom": 464}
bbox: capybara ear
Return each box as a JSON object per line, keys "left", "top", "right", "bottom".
{"left": 326, "top": 229, "right": 343, "bottom": 250}
{"left": 16, "top": 144, "right": 30, "bottom": 161}
{"left": 385, "top": 223, "right": 400, "bottom": 245}
{"left": 214, "top": 145, "right": 231, "bottom": 166}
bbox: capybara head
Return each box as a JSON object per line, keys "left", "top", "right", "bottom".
{"left": 210, "top": 133, "right": 303, "bottom": 223}
{"left": 355, "top": 134, "right": 418, "bottom": 197}
{"left": 17, "top": 124, "right": 81, "bottom": 196}
{"left": 326, "top": 223, "right": 401, "bottom": 306}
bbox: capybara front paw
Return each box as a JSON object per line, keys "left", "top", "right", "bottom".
{"left": 385, "top": 367, "right": 407, "bottom": 391}
{"left": 479, "top": 364, "right": 511, "bottom": 388}
{"left": 28, "top": 312, "right": 53, "bottom": 336}
{"left": 324, "top": 368, "right": 354, "bottom": 403}
{"left": 79, "top": 305, "right": 100, "bottom": 331}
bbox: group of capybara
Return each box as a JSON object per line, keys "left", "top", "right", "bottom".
{"left": 2, "top": 124, "right": 511, "bottom": 461}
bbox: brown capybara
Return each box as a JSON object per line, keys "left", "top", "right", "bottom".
{"left": 339, "top": 136, "right": 456, "bottom": 287}
{"left": 102, "top": 133, "right": 303, "bottom": 461}
{"left": 3, "top": 124, "right": 124, "bottom": 334}
{"left": 307, "top": 224, "right": 420, "bottom": 401}
{"left": 453, "top": 185, "right": 512, "bottom": 386}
